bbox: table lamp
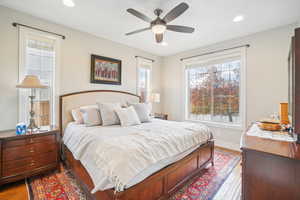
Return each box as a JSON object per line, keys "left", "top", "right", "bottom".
{"left": 150, "top": 93, "right": 160, "bottom": 116}
{"left": 16, "top": 75, "right": 47, "bottom": 131}
{"left": 150, "top": 93, "right": 160, "bottom": 103}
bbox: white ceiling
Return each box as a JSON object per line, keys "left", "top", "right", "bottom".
{"left": 1, "top": 0, "right": 300, "bottom": 56}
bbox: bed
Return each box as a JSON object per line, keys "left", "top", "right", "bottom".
{"left": 59, "top": 90, "right": 214, "bottom": 200}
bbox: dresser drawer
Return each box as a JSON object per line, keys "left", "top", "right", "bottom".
{"left": 3, "top": 142, "right": 57, "bottom": 161}
{"left": 3, "top": 151, "right": 57, "bottom": 169}
{"left": 2, "top": 151, "right": 57, "bottom": 177}
{"left": 3, "top": 135, "right": 55, "bottom": 148}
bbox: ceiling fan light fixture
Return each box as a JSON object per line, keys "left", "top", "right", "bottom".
{"left": 151, "top": 24, "right": 166, "bottom": 34}
{"left": 161, "top": 42, "right": 168, "bottom": 46}
{"left": 126, "top": 2, "right": 194, "bottom": 42}
{"left": 63, "top": 0, "right": 75, "bottom": 7}
{"left": 233, "top": 15, "right": 244, "bottom": 22}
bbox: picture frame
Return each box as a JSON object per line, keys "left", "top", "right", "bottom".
{"left": 90, "top": 54, "right": 122, "bottom": 85}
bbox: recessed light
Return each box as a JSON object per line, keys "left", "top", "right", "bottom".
{"left": 63, "top": 0, "right": 75, "bottom": 7}
{"left": 233, "top": 15, "right": 244, "bottom": 22}
{"left": 160, "top": 42, "right": 168, "bottom": 46}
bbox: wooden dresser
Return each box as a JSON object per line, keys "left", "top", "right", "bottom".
{"left": 0, "top": 128, "right": 60, "bottom": 185}
{"left": 241, "top": 124, "right": 300, "bottom": 200}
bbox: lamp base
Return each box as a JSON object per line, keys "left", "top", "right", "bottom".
{"left": 28, "top": 94, "right": 38, "bottom": 133}
{"left": 28, "top": 118, "right": 38, "bottom": 130}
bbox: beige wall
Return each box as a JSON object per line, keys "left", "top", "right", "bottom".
{"left": 0, "top": 6, "right": 296, "bottom": 150}
{"left": 0, "top": 6, "right": 162, "bottom": 130}
{"left": 161, "top": 25, "right": 294, "bottom": 150}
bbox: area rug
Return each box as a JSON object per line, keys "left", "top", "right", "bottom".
{"left": 170, "top": 149, "right": 240, "bottom": 200}
{"left": 27, "top": 165, "right": 87, "bottom": 200}
{"left": 27, "top": 149, "right": 240, "bottom": 200}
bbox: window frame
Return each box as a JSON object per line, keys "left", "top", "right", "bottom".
{"left": 183, "top": 48, "right": 246, "bottom": 130}
{"left": 18, "top": 27, "right": 61, "bottom": 126}
{"left": 136, "top": 58, "right": 152, "bottom": 102}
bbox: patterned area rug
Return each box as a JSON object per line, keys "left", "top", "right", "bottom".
{"left": 170, "top": 149, "right": 240, "bottom": 200}
{"left": 27, "top": 149, "right": 240, "bottom": 200}
{"left": 27, "top": 166, "right": 87, "bottom": 200}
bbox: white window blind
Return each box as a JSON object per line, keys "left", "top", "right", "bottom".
{"left": 184, "top": 48, "right": 246, "bottom": 128}
{"left": 137, "top": 58, "right": 152, "bottom": 102}
{"left": 19, "top": 28, "right": 60, "bottom": 127}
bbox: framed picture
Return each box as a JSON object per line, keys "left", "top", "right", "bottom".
{"left": 90, "top": 54, "right": 122, "bottom": 85}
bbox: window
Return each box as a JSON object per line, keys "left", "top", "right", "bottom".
{"left": 18, "top": 27, "right": 60, "bottom": 127}
{"left": 184, "top": 48, "right": 246, "bottom": 128}
{"left": 137, "top": 58, "right": 152, "bottom": 102}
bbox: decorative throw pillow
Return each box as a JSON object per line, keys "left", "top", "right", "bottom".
{"left": 71, "top": 108, "right": 84, "bottom": 124}
{"left": 128, "top": 102, "right": 152, "bottom": 123}
{"left": 97, "top": 103, "right": 122, "bottom": 126}
{"left": 80, "top": 105, "right": 102, "bottom": 126}
{"left": 115, "top": 106, "right": 141, "bottom": 126}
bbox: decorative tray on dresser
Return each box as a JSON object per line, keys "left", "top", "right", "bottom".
{"left": 0, "top": 127, "right": 60, "bottom": 185}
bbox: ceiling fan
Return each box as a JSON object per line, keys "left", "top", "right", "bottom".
{"left": 125, "top": 2, "right": 195, "bottom": 43}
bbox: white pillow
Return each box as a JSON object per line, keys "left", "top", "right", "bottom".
{"left": 71, "top": 105, "right": 99, "bottom": 124}
{"left": 80, "top": 105, "right": 102, "bottom": 126}
{"left": 71, "top": 108, "right": 84, "bottom": 124}
{"left": 128, "top": 102, "right": 152, "bottom": 122}
{"left": 97, "top": 103, "right": 122, "bottom": 126}
{"left": 115, "top": 106, "right": 141, "bottom": 126}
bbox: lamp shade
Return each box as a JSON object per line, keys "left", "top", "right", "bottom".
{"left": 151, "top": 93, "right": 160, "bottom": 103}
{"left": 16, "top": 75, "right": 47, "bottom": 89}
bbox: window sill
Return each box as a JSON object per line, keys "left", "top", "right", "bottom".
{"left": 185, "top": 119, "right": 244, "bottom": 130}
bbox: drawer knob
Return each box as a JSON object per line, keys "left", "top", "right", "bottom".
{"left": 29, "top": 139, "right": 34, "bottom": 143}
{"left": 30, "top": 162, "right": 35, "bottom": 166}
{"left": 29, "top": 149, "right": 35, "bottom": 153}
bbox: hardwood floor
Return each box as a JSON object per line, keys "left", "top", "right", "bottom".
{"left": 0, "top": 147, "right": 241, "bottom": 200}
{"left": 0, "top": 180, "right": 28, "bottom": 200}
{"left": 213, "top": 160, "right": 241, "bottom": 200}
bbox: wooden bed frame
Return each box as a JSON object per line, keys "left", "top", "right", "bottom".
{"left": 59, "top": 90, "right": 214, "bottom": 200}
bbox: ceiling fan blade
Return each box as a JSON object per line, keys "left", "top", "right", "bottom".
{"left": 163, "top": 2, "right": 189, "bottom": 23}
{"left": 127, "top": 8, "right": 152, "bottom": 23}
{"left": 167, "top": 25, "right": 195, "bottom": 33}
{"left": 125, "top": 27, "right": 151, "bottom": 36}
{"left": 155, "top": 34, "right": 163, "bottom": 43}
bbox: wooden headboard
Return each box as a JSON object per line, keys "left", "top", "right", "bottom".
{"left": 59, "top": 90, "right": 140, "bottom": 135}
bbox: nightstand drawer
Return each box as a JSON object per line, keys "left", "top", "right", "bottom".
{"left": 2, "top": 151, "right": 57, "bottom": 177}
{"left": 3, "top": 135, "right": 55, "bottom": 148}
{"left": 3, "top": 142, "right": 57, "bottom": 161}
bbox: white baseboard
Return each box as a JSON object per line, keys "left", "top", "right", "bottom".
{"left": 215, "top": 140, "right": 241, "bottom": 152}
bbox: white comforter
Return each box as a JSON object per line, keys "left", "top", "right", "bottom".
{"left": 63, "top": 119, "right": 212, "bottom": 193}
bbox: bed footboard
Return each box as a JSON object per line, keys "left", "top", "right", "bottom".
{"left": 63, "top": 140, "right": 214, "bottom": 200}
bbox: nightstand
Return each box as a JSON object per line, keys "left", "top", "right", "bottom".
{"left": 0, "top": 127, "right": 60, "bottom": 185}
{"left": 154, "top": 113, "right": 168, "bottom": 120}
